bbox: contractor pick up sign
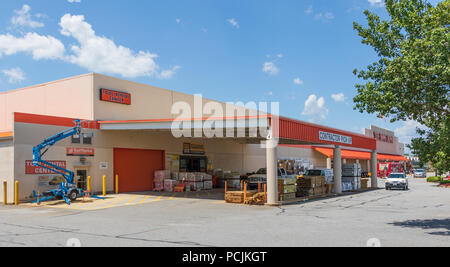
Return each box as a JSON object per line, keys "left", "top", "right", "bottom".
{"left": 319, "top": 131, "right": 353, "bottom": 145}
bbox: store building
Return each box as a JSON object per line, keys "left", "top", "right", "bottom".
{"left": 0, "top": 73, "right": 379, "bottom": 205}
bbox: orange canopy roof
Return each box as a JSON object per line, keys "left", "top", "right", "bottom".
{"left": 314, "top": 147, "right": 409, "bottom": 162}
{"left": 0, "top": 132, "right": 13, "bottom": 138}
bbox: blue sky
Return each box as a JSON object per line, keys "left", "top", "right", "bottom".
{"left": 0, "top": 0, "right": 437, "bottom": 150}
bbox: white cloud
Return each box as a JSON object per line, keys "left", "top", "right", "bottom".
{"left": 302, "top": 94, "right": 328, "bottom": 122}
{"left": 262, "top": 62, "right": 279, "bottom": 76}
{"left": 159, "top": 66, "right": 181, "bottom": 79}
{"left": 176, "top": 18, "right": 181, "bottom": 24}
{"left": 394, "top": 120, "right": 427, "bottom": 144}
{"left": 227, "top": 18, "right": 240, "bottom": 29}
{"left": 11, "top": 5, "right": 44, "bottom": 28}
{"left": 0, "top": 32, "right": 65, "bottom": 60}
{"left": 293, "top": 78, "right": 304, "bottom": 86}
{"left": 314, "top": 12, "right": 335, "bottom": 22}
{"left": 2, "top": 67, "right": 26, "bottom": 83}
{"left": 331, "top": 93, "right": 345, "bottom": 102}
{"left": 305, "top": 5, "right": 313, "bottom": 15}
{"left": 368, "top": 0, "right": 385, "bottom": 8}
{"left": 68, "top": 0, "right": 82, "bottom": 3}
{"left": 59, "top": 14, "right": 162, "bottom": 78}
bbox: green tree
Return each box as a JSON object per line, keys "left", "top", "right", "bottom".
{"left": 353, "top": 0, "right": 449, "bottom": 172}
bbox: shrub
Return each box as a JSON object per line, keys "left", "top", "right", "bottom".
{"left": 427, "top": 176, "right": 443, "bottom": 183}
{"left": 440, "top": 180, "right": 450, "bottom": 185}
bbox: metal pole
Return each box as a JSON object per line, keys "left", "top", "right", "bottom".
{"left": 102, "top": 175, "right": 106, "bottom": 196}
{"left": 3, "top": 181, "right": 7, "bottom": 205}
{"left": 14, "top": 181, "right": 19, "bottom": 206}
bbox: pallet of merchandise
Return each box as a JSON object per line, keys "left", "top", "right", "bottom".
{"left": 203, "top": 180, "right": 213, "bottom": 190}
{"left": 154, "top": 182, "right": 164, "bottom": 191}
{"left": 279, "top": 184, "right": 296, "bottom": 194}
{"left": 225, "top": 191, "right": 257, "bottom": 204}
{"left": 155, "top": 170, "right": 171, "bottom": 182}
{"left": 279, "top": 192, "right": 296, "bottom": 202}
{"left": 296, "top": 188, "right": 314, "bottom": 197}
{"left": 227, "top": 178, "right": 241, "bottom": 189}
{"left": 244, "top": 192, "right": 266, "bottom": 205}
{"left": 174, "top": 183, "right": 186, "bottom": 192}
{"left": 164, "top": 179, "right": 178, "bottom": 192}
{"left": 361, "top": 178, "right": 369, "bottom": 189}
{"left": 297, "top": 176, "right": 325, "bottom": 188}
{"left": 278, "top": 177, "right": 296, "bottom": 185}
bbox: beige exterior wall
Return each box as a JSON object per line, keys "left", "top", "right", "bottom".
{"left": 0, "top": 74, "right": 94, "bottom": 132}
{"left": 0, "top": 139, "right": 14, "bottom": 203}
{"left": 92, "top": 73, "right": 250, "bottom": 121}
{"left": 364, "top": 125, "right": 405, "bottom": 156}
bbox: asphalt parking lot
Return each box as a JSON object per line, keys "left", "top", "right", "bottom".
{"left": 0, "top": 177, "right": 448, "bottom": 247}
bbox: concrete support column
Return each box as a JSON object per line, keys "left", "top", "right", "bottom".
{"left": 371, "top": 150, "right": 378, "bottom": 188}
{"left": 326, "top": 157, "right": 332, "bottom": 170}
{"left": 266, "top": 139, "right": 279, "bottom": 205}
{"left": 333, "top": 146, "right": 342, "bottom": 194}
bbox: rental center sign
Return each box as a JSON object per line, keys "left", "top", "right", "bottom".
{"left": 319, "top": 131, "right": 353, "bottom": 145}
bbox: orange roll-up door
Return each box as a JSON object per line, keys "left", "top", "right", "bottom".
{"left": 114, "top": 148, "right": 164, "bottom": 193}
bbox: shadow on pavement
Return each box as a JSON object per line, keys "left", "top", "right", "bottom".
{"left": 390, "top": 218, "right": 450, "bottom": 236}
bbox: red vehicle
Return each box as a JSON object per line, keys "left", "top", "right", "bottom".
{"left": 378, "top": 162, "right": 405, "bottom": 178}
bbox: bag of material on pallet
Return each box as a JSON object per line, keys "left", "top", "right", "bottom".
{"left": 164, "top": 179, "right": 178, "bottom": 192}
{"left": 227, "top": 178, "right": 241, "bottom": 189}
{"left": 203, "top": 180, "right": 213, "bottom": 190}
{"left": 342, "top": 182, "right": 354, "bottom": 192}
{"left": 179, "top": 172, "right": 189, "bottom": 181}
{"left": 204, "top": 174, "right": 213, "bottom": 181}
{"left": 154, "top": 182, "right": 164, "bottom": 191}
{"left": 278, "top": 177, "right": 297, "bottom": 185}
{"left": 279, "top": 192, "right": 296, "bottom": 202}
{"left": 155, "top": 170, "right": 171, "bottom": 182}
{"left": 192, "top": 181, "right": 203, "bottom": 191}
{"left": 172, "top": 172, "right": 180, "bottom": 181}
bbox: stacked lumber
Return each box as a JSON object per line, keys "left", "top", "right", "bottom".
{"left": 244, "top": 192, "right": 266, "bottom": 205}
{"left": 225, "top": 191, "right": 257, "bottom": 204}
{"left": 296, "top": 176, "right": 327, "bottom": 197}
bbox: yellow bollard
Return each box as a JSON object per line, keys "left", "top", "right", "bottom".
{"left": 3, "top": 181, "right": 7, "bottom": 205}
{"left": 87, "top": 176, "right": 91, "bottom": 192}
{"left": 14, "top": 181, "right": 19, "bottom": 206}
{"left": 102, "top": 175, "right": 106, "bottom": 196}
{"left": 115, "top": 175, "right": 119, "bottom": 194}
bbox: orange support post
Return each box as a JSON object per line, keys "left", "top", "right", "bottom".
{"left": 264, "top": 184, "right": 267, "bottom": 204}
{"left": 244, "top": 182, "right": 247, "bottom": 203}
{"left": 258, "top": 182, "right": 261, "bottom": 193}
{"left": 225, "top": 180, "right": 228, "bottom": 194}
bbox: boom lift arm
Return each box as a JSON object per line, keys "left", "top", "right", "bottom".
{"left": 32, "top": 120, "right": 81, "bottom": 185}
{"left": 31, "top": 120, "right": 86, "bottom": 205}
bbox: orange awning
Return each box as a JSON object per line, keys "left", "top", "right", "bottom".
{"left": 0, "top": 132, "right": 13, "bottom": 138}
{"left": 314, "top": 147, "right": 409, "bottom": 162}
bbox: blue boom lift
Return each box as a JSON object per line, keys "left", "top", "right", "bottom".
{"left": 31, "top": 120, "right": 103, "bottom": 205}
